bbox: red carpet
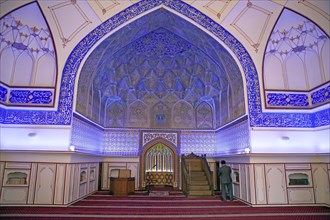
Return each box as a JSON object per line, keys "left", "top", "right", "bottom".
{"left": 0, "top": 190, "right": 329, "bottom": 220}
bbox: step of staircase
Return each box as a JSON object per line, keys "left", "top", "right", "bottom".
{"left": 190, "top": 171, "right": 204, "bottom": 176}
{"left": 189, "top": 190, "right": 213, "bottom": 196}
{"left": 190, "top": 180, "right": 209, "bottom": 185}
{"left": 190, "top": 185, "right": 210, "bottom": 190}
{"left": 191, "top": 176, "right": 206, "bottom": 181}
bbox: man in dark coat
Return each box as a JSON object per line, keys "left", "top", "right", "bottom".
{"left": 218, "top": 160, "right": 233, "bottom": 201}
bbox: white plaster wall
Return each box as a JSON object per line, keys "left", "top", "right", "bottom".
{"left": 0, "top": 125, "right": 71, "bottom": 151}
{"left": 250, "top": 126, "right": 330, "bottom": 154}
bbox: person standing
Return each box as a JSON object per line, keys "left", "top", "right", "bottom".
{"left": 218, "top": 160, "right": 233, "bottom": 201}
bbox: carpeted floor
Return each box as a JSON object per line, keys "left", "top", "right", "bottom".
{"left": 0, "top": 190, "right": 329, "bottom": 220}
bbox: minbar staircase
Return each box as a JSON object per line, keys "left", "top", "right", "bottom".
{"left": 182, "top": 153, "right": 214, "bottom": 197}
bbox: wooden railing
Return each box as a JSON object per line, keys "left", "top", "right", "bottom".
{"left": 181, "top": 157, "right": 190, "bottom": 196}
{"left": 201, "top": 156, "right": 214, "bottom": 196}
{"left": 181, "top": 153, "right": 214, "bottom": 196}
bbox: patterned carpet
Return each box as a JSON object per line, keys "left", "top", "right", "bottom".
{"left": 0, "top": 191, "right": 329, "bottom": 220}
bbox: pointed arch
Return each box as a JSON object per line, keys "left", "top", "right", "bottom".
{"left": 141, "top": 137, "right": 178, "bottom": 188}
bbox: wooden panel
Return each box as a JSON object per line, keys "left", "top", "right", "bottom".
{"left": 233, "top": 183, "right": 240, "bottom": 198}
{"left": 27, "top": 163, "right": 38, "bottom": 204}
{"left": 312, "top": 164, "right": 330, "bottom": 204}
{"left": 34, "top": 163, "right": 56, "bottom": 204}
{"left": 110, "top": 177, "right": 135, "bottom": 196}
{"left": 285, "top": 164, "right": 311, "bottom": 170}
{"left": 265, "top": 164, "right": 287, "bottom": 204}
{"left": 245, "top": 164, "right": 252, "bottom": 203}
{"left": 127, "top": 163, "right": 138, "bottom": 189}
{"left": 79, "top": 182, "right": 87, "bottom": 197}
{"left": 1, "top": 187, "right": 28, "bottom": 204}
{"left": 249, "top": 165, "right": 256, "bottom": 204}
{"left": 185, "top": 160, "right": 202, "bottom": 171}
{"left": 254, "top": 164, "right": 266, "bottom": 204}
{"left": 89, "top": 180, "right": 96, "bottom": 193}
{"left": 0, "top": 162, "right": 4, "bottom": 199}
{"left": 64, "top": 164, "right": 73, "bottom": 204}
{"left": 6, "top": 162, "right": 31, "bottom": 169}
{"left": 240, "top": 164, "right": 247, "bottom": 201}
{"left": 72, "top": 164, "right": 80, "bottom": 202}
{"left": 54, "top": 164, "right": 66, "bottom": 205}
{"left": 288, "top": 188, "right": 315, "bottom": 204}
{"left": 102, "top": 162, "right": 109, "bottom": 190}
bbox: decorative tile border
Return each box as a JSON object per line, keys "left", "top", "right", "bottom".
{"left": 0, "top": 84, "right": 54, "bottom": 106}
{"left": 0, "top": 0, "right": 329, "bottom": 128}
{"left": 142, "top": 132, "right": 178, "bottom": 147}
{"left": 266, "top": 83, "right": 330, "bottom": 108}
{"left": 266, "top": 92, "right": 309, "bottom": 108}
{"left": 311, "top": 84, "right": 330, "bottom": 106}
{"left": 0, "top": 85, "right": 8, "bottom": 102}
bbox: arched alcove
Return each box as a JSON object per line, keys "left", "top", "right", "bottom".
{"left": 76, "top": 8, "right": 245, "bottom": 129}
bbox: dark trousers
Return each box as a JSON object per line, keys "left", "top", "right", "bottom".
{"left": 220, "top": 182, "right": 233, "bottom": 201}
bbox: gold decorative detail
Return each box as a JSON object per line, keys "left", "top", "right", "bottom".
{"left": 49, "top": 1, "right": 92, "bottom": 47}
{"left": 94, "top": 0, "right": 120, "bottom": 15}
{"left": 298, "top": 0, "right": 330, "bottom": 21}
{"left": 203, "top": 0, "right": 232, "bottom": 20}
{"left": 231, "top": 1, "right": 273, "bottom": 53}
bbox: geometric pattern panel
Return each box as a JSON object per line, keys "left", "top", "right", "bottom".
{"left": 0, "top": 0, "right": 329, "bottom": 128}
{"left": 196, "top": 102, "right": 213, "bottom": 128}
{"left": 215, "top": 117, "right": 250, "bottom": 155}
{"left": 172, "top": 101, "right": 194, "bottom": 128}
{"left": 181, "top": 131, "right": 216, "bottom": 156}
{"left": 103, "top": 130, "right": 139, "bottom": 156}
{"left": 70, "top": 115, "right": 103, "bottom": 154}
{"left": 142, "top": 131, "right": 178, "bottom": 147}
{"left": 0, "top": 84, "right": 54, "bottom": 107}
{"left": 105, "top": 102, "right": 125, "bottom": 127}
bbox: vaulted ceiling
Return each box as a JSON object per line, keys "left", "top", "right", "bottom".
{"left": 0, "top": 0, "right": 329, "bottom": 129}
{"left": 76, "top": 9, "right": 245, "bottom": 129}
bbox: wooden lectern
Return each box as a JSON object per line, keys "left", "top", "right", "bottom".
{"left": 109, "top": 169, "right": 135, "bottom": 196}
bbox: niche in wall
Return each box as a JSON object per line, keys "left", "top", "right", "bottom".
{"left": 286, "top": 170, "right": 313, "bottom": 187}
{"left": 90, "top": 169, "right": 95, "bottom": 180}
{"left": 80, "top": 170, "right": 87, "bottom": 183}
{"left": 5, "top": 171, "right": 28, "bottom": 185}
{"left": 288, "top": 173, "right": 309, "bottom": 185}
{"left": 233, "top": 171, "right": 240, "bottom": 183}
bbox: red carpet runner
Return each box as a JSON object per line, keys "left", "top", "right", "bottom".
{"left": 1, "top": 190, "right": 329, "bottom": 220}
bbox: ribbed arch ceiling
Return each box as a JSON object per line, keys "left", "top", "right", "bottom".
{"left": 77, "top": 8, "right": 245, "bottom": 129}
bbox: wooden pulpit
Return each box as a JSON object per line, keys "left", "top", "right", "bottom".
{"left": 109, "top": 169, "right": 135, "bottom": 196}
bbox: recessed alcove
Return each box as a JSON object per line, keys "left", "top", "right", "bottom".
{"left": 288, "top": 173, "right": 309, "bottom": 186}
{"left": 80, "top": 170, "right": 87, "bottom": 183}
{"left": 5, "top": 172, "right": 28, "bottom": 185}
{"left": 77, "top": 8, "right": 245, "bottom": 130}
